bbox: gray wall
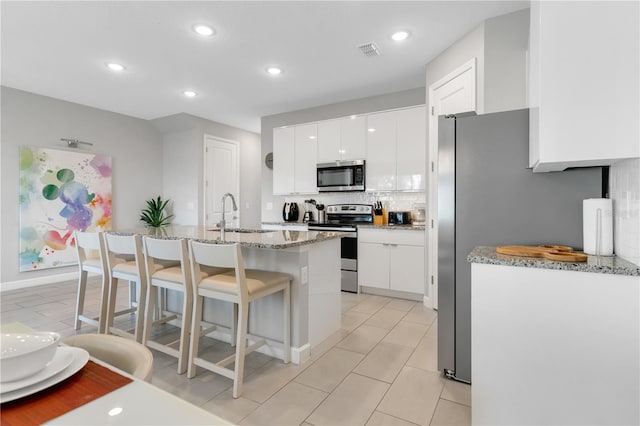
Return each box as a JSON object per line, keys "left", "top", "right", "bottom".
{"left": 260, "top": 87, "right": 426, "bottom": 221}
{"left": 152, "top": 113, "right": 262, "bottom": 228}
{"left": 1, "top": 86, "right": 163, "bottom": 284}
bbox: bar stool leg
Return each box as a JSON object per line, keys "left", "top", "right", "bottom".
{"left": 187, "top": 295, "right": 204, "bottom": 378}
{"left": 74, "top": 271, "right": 88, "bottom": 330}
{"left": 177, "top": 287, "right": 193, "bottom": 375}
{"left": 98, "top": 274, "right": 109, "bottom": 334}
{"left": 233, "top": 300, "right": 249, "bottom": 398}
{"left": 283, "top": 285, "right": 291, "bottom": 364}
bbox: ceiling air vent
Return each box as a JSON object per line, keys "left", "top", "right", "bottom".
{"left": 357, "top": 42, "right": 381, "bottom": 57}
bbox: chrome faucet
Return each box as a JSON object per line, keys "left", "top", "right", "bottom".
{"left": 220, "top": 193, "right": 238, "bottom": 240}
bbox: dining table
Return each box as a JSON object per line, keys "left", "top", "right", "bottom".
{"left": 0, "top": 323, "right": 233, "bottom": 425}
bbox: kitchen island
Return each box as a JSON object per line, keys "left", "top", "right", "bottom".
{"left": 113, "top": 226, "right": 345, "bottom": 364}
{"left": 469, "top": 246, "right": 640, "bottom": 425}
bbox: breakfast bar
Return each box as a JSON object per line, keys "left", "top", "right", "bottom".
{"left": 114, "top": 226, "right": 344, "bottom": 365}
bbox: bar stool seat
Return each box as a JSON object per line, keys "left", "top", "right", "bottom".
{"left": 200, "top": 270, "right": 290, "bottom": 295}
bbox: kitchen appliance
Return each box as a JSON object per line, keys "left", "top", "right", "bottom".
{"left": 437, "top": 109, "right": 604, "bottom": 383}
{"left": 411, "top": 203, "right": 426, "bottom": 225}
{"left": 316, "top": 160, "right": 365, "bottom": 192}
{"left": 308, "top": 204, "right": 373, "bottom": 292}
{"left": 388, "top": 211, "right": 412, "bottom": 225}
{"left": 303, "top": 199, "right": 316, "bottom": 223}
{"left": 316, "top": 204, "right": 326, "bottom": 224}
{"left": 282, "top": 202, "right": 299, "bottom": 222}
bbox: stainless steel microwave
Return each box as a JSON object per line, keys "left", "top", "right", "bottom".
{"left": 316, "top": 160, "right": 365, "bottom": 192}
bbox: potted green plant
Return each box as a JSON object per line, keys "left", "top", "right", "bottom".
{"left": 140, "top": 196, "right": 174, "bottom": 228}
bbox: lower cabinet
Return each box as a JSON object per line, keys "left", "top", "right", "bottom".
{"left": 358, "top": 228, "right": 425, "bottom": 295}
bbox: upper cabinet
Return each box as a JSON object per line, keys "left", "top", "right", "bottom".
{"left": 294, "top": 123, "right": 318, "bottom": 193}
{"left": 272, "top": 124, "right": 318, "bottom": 195}
{"left": 273, "top": 127, "right": 295, "bottom": 195}
{"left": 273, "top": 106, "right": 425, "bottom": 195}
{"left": 367, "top": 106, "right": 426, "bottom": 192}
{"left": 529, "top": 1, "right": 640, "bottom": 172}
{"left": 317, "top": 116, "right": 366, "bottom": 162}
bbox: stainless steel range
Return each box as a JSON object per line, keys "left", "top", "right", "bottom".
{"left": 307, "top": 204, "right": 373, "bottom": 293}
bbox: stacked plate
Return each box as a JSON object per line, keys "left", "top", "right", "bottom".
{"left": 0, "top": 332, "right": 89, "bottom": 403}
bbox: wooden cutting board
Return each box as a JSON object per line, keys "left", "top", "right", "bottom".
{"left": 496, "top": 245, "right": 588, "bottom": 262}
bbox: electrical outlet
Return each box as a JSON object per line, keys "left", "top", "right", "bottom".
{"left": 301, "top": 266, "right": 308, "bottom": 285}
{"left": 267, "top": 202, "right": 273, "bottom": 210}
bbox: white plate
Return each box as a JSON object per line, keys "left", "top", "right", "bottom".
{"left": 0, "top": 347, "right": 89, "bottom": 403}
{"left": 0, "top": 347, "right": 74, "bottom": 393}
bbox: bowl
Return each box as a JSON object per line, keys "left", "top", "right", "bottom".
{"left": 1, "top": 332, "right": 60, "bottom": 383}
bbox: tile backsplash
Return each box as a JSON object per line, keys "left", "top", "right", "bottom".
{"left": 610, "top": 158, "right": 640, "bottom": 266}
{"left": 266, "top": 192, "right": 426, "bottom": 221}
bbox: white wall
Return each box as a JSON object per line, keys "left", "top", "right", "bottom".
{"left": 610, "top": 158, "right": 640, "bottom": 266}
{"left": 1, "top": 86, "right": 163, "bottom": 286}
{"left": 152, "top": 113, "right": 262, "bottom": 228}
{"left": 260, "top": 87, "right": 426, "bottom": 222}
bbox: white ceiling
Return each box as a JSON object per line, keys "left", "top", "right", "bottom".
{"left": 1, "top": 1, "right": 528, "bottom": 133}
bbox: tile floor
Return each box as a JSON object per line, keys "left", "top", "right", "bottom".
{"left": 0, "top": 278, "right": 471, "bottom": 426}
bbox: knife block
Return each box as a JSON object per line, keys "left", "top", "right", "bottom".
{"left": 373, "top": 208, "right": 387, "bottom": 226}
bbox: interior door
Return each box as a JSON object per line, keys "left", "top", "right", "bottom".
{"left": 428, "top": 58, "right": 476, "bottom": 310}
{"left": 204, "top": 136, "right": 239, "bottom": 227}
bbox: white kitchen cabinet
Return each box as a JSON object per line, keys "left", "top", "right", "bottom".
{"left": 317, "top": 116, "right": 366, "bottom": 162}
{"left": 472, "top": 262, "right": 639, "bottom": 425}
{"left": 396, "top": 106, "right": 426, "bottom": 191}
{"left": 293, "top": 123, "right": 318, "bottom": 193}
{"left": 273, "top": 127, "right": 295, "bottom": 195}
{"left": 358, "top": 228, "right": 425, "bottom": 296}
{"left": 366, "top": 106, "right": 425, "bottom": 192}
{"left": 529, "top": 1, "right": 640, "bottom": 172}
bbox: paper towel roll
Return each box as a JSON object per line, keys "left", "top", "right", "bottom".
{"left": 583, "top": 198, "right": 613, "bottom": 255}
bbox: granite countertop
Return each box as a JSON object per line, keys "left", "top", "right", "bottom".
{"left": 357, "top": 224, "right": 426, "bottom": 231}
{"left": 110, "top": 226, "right": 344, "bottom": 249}
{"left": 261, "top": 221, "right": 309, "bottom": 227}
{"left": 468, "top": 246, "right": 640, "bottom": 276}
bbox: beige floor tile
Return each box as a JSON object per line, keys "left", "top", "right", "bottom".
{"left": 310, "top": 329, "right": 350, "bottom": 361}
{"left": 200, "top": 389, "right": 260, "bottom": 424}
{"left": 378, "top": 366, "right": 444, "bottom": 426}
{"left": 307, "top": 373, "right": 389, "bottom": 426}
{"left": 367, "top": 411, "right": 419, "bottom": 426}
{"left": 240, "top": 382, "right": 327, "bottom": 426}
{"left": 364, "top": 308, "right": 407, "bottom": 330}
{"left": 296, "top": 347, "right": 364, "bottom": 392}
{"left": 240, "top": 358, "right": 310, "bottom": 404}
{"left": 336, "top": 324, "right": 389, "bottom": 354}
{"left": 426, "top": 319, "right": 437, "bottom": 338}
{"left": 403, "top": 304, "right": 437, "bottom": 326}
{"left": 440, "top": 380, "right": 471, "bottom": 407}
{"left": 429, "top": 400, "right": 471, "bottom": 426}
{"left": 341, "top": 311, "right": 372, "bottom": 332}
{"left": 353, "top": 342, "right": 414, "bottom": 383}
{"left": 349, "top": 297, "right": 389, "bottom": 315}
{"left": 405, "top": 333, "right": 438, "bottom": 372}
{"left": 152, "top": 363, "right": 232, "bottom": 406}
{"left": 382, "top": 321, "right": 429, "bottom": 349}
{"left": 385, "top": 298, "right": 418, "bottom": 312}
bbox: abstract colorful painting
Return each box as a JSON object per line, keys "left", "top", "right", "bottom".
{"left": 19, "top": 146, "right": 112, "bottom": 271}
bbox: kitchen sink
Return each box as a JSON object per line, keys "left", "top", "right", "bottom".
{"left": 207, "top": 228, "right": 271, "bottom": 233}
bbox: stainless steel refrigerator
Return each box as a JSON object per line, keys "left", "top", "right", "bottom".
{"left": 437, "top": 108, "right": 604, "bottom": 383}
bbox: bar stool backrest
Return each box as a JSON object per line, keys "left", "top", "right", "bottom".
{"left": 189, "top": 241, "right": 247, "bottom": 298}
{"left": 104, "top": 234, "right": 143, "bottom": 272}
{"left": 75, "top": 231, "right": 107, "bottom": 272}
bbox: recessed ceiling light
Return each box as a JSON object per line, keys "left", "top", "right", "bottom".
{"left": 391, "top": 31, "right": 410, "bottom": 42}
{"left": 309, "top": 136, "right": 316, "bottom": 140}
{"left": 368, "top": 128, "right": 376, "bottom": 133}
{"left": 105, "top": 62, "right": 125, "bottom": 72}
{"left": 183, "top": 90, "right": 197, "bottom": 98}
{"left": 266, "top": 67, "right": 283, "bottom": 76}
{"left": 193, "top": 24, "right": 215, "bottom": 37}
{"left": 350, "top": 115, "right": 357, "bottom": 120}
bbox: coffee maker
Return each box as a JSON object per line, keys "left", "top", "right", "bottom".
{"left": 303, "top": 199, "right": 316, "bottom": 223}
{"left": 282, "top": 202, "right": 299, "bottom": 222}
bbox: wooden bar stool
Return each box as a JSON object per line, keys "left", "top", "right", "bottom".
{"left": 104, "top": 233, "right": 156, "bottom": 343}
{"left": 73, "top": 231, "right": 109, "bottom": 333}
{"left": 141, "top": 236, "right": 195, "bottom": 374}
{"left": 187, "top": 241, "right": 291, "bottom": 398}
